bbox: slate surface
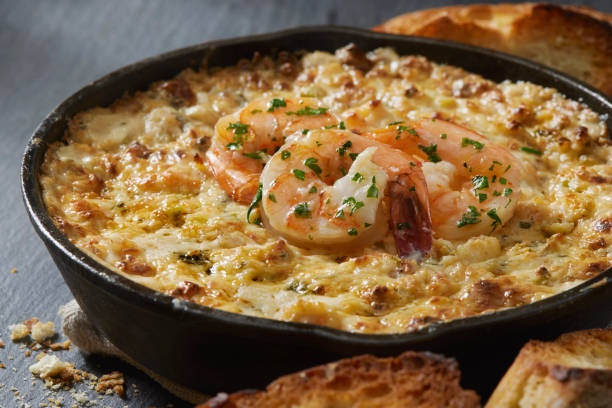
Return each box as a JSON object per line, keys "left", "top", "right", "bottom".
{"left": 2, "top": 0, "right": 612, "bottom": 406}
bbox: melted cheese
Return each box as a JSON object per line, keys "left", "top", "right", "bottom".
{"left": 40, "top": 47, "right": 612, "bottom": 334}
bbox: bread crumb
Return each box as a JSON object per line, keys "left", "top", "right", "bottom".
{"left": 49, "top": 340, "right": 71, "bottom": 351}
{"left": 31, "top": 321, "right": 56, "bottom": 343}
{"left": 95, "top": 371, "right": 125, "bottom": 398}
{"left": 30, "top": 354, "right": 71, "bottom": 379}
{"left": 10, "top": 268, "right": 17, "bottom": 274}
{"left": 9, "top": 324, "right": 30, "bottom": 341}
{"left": 0, "top": 339, "right": 4, "bottom": 348}
{"left": 72, "top": 391, "right": 88, "bottom": 404}
{"left": 0, "top": 363, "right": 5, "bottom": 369}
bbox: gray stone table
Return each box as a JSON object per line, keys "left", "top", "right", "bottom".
{"left": 2, "top": 1, "right": 611, "bottom": 406}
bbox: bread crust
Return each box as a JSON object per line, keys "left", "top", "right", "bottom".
{"left": 486, "top": 328, "right": 612, "bottom": 407}
{"left": 374, "top": 3, "right": 612, "bottom": 95}
{"left": 198, "top": 351, "right": 481, "bottom": 408}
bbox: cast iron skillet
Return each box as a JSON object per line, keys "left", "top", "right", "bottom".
{"left": 22, "top": 26, "right": 612, "bottom": 398}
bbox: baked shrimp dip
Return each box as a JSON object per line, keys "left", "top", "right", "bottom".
{"left": 41, "top": 44, "right": 612, "bottom": 334}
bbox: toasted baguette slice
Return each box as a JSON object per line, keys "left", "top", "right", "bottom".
{"left": 374, "top": 3, "right": 612, "bottom": 95}
{"left": 486, "top": 328, "right": 612, "bottom": 407}
{"left": 198, "top": 351, "right": 481, "bottom": 408}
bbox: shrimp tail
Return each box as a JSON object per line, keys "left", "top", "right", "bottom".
{"left": 389, "top": 174, "right": 433, "bottom": 260}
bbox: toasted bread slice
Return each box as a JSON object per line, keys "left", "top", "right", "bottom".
{"left": 486, "top": 328, "right": 612, "bottom": 407}
{"left": 198, "top": 351, "right": 481, "bottom": 408}
{"left": 374, "top": 3, "right": 612, "bottom": 95}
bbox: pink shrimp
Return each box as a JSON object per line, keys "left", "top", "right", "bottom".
{"left": 259, "top": 128, "right": 433, "bottom": 259}
{"left": 206, "top": 96, "right": 338, "bottom": 204}
{"left": 365, "top": 119, "right": 523, "bottom": 240}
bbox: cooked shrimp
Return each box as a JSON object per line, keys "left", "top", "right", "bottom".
{"left": 365, "top": 119, "right": 523, "bottom": 240}
{"left": 206, "top": 96, "right": 339, "bottom": 204}
{"left": 258, "top": 128, "right": 433, "bottom": 258}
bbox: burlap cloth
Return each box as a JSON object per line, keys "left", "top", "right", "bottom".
{"left": 59, "top": 300, "right": 209, "bottom": 405}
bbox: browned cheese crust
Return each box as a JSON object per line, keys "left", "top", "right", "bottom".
{"left": 486, "top": 328, "right": 612, "bottom": 407}
{"left": 374, "top": 3, "right": 612, "bottom": 95}
{"left": 199, "top": 351, "right": 481, "bottom": 408}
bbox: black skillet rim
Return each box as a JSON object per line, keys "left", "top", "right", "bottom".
{"left": 21, "top": 25, "right": 612, "bottom": 347}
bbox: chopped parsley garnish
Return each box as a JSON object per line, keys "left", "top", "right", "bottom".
{"left": 315, "top": 141, "right": 322, "bottom": 146}
{"left": 309, "top": 186, "right": 317, "bottom": 194}
{"left": 352, "top": 172, "right": 364, "bottom": 183}
{"left": 304, "top": 157, "right": 322, "bottom": 175}
{"left": 227, "top": 121, "right": 249, "bottom": 135}
{"left": 350, "top": 201, "right": 364, "bottom": 215}
{"left": 364, "top": 222, "right": 372, "bottom": 227}
{"left": 302, "top": 129, "right": 309, "bottom": 135}
{"left": 491, "top": 175, "right": 497, "bottom": 183}
{"left": 294, "top": 202, "right": 312, "bottom": 218}
{"left": 388, "top": 121, "right": 404, "bottom": 126}
{"left": 504, "top": 188, "right": 513, "bottom": 197}
{"left": 293, "top": 169, "right": 306, "bottom": 180}
{"left": 225, "top": 121, "right": 249, "bottom": 150}
{"left": 418, "top": 144, "right": 442, "bottom": 163}
{"left": 520, "top": 146, "right": 542, "bottom": 156}
{"left": 397, "top": 125, "right": 409, "bottom": 132}
{"left": 335, "top": 209, "right": 345, "bottom": 220}
{"left": 250, "top": 109, "right": 262, "bottom": 114}
{"left": 410, "top": 161, "right": 416, "bottom": 167}
{"left": 246, "top": 184, "right": 262, "bottom": 224}
{"left": 493, "top": 190, "right": 501, "bottom": 196}
{"left": 337, "top": 140, "right": 352, "bottom": 156}
{"left": 407, "top": 128, "right": 418, "bottom": 136}
{"left": 463, "top": 162, "right": 472, "bottom": 172}
{"left": 457, "top": 205, "right": 481, "bottom": 228}
{"left": 461, "top": 137, "right": 484, "bottom": 150}
{"left": 488, "top": 160, "right": 502, "bottom": 171}
{"left": 440, "top": 133, "right": 447, "bottom": 139}
{"left": 397, "top": 222, "right": 411, "bottom": 230}
{"left": 505, "top": 164, "right": 511, "bottom": 172}
{"left": 280, "top": 150, "right": 291, "bottom": 160}
{"left": 242, "top": 151, "right": 263, "bottom": 160}
{"left": 499, "top": 177, "right": 507, "bottom": 185}
{"left": 342, "top": 197, "right": 365, "bottom": 215}
{"left": 409, "top": 186, "right": 416, "bottom": 191}
{"left": 338, "top": 121, "right": 346, "bottom": 130}
{"left": 324, "top": 124, "right": 336, "bottom": 129}
{"left": 267, "top": 98, "right": 287, "bottom": 112}
{"left": 347, "top": 228, "right": 358, "bottom": 236}
{"left": 349, "top": 152, "right": 358, "bottom": 161}
{"left": 487, "top": 208, "right": 502, "bottom": 231}
{"left": 286, "top": 106, "right": 328, "bottom": 116}
{"left": 472, "top": 175, "right": 489, "bottom": 190}
{"left": 478, "top": 193, "right": 487, "bottom": 203}
{"left": 339, "top": 166, "right": 347, "bottom": 175}
{"left": 519, "top": 221, "right": 532, "bottom": 229}
{"left": 268, "top": 194, "right": 276, "bottom": 202}
{"left": 367, "top": 176, "right": 379, "bottom": 198}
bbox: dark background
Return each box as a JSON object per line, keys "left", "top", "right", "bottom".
{"left": 2, "top": 1, "right": 611, "bottom": 406}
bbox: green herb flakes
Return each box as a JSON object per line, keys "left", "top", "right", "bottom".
{"left": 418, "top": 144, "right": 441, "bottom": 163}
{"left": 294, "top": 202, "right": 312, "bottom": 218}
{"left": 457, "top": 205, "right": 481, "bottom": 228}
{"left": 520, "top": 146, "right": 542, "bottom": 155}
{"left": 367, "top": 176, "right": 379, "bottom": 198}
{"left": 247, "top": 184, "right": 263, "bottom": 224}
{"left": 293, "top": 169, "right": 306, "bottom": 180}
{"left": 267, "top": 98, "right": 287, "bottom": 112}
